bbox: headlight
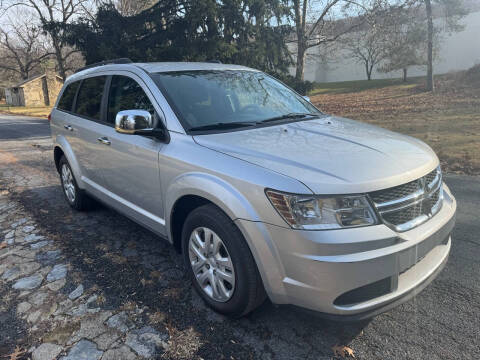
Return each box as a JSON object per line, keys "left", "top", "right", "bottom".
{"left": 265, "top": 190, "right": 378, "bottom": 230}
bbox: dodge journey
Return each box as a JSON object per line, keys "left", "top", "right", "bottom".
{"left": 50, "top": 60, "right": 456, "bottom": 319}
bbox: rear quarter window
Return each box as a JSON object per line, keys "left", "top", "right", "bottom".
{"left": 57, "top": 81, "right": 80, "bottom": 112}
{"left": 75, "top": 76, "right": 107, "bottom": 120}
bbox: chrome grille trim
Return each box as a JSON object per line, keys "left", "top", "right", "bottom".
{"left": 369, "top": 167, "right": 443, "bottom": 232}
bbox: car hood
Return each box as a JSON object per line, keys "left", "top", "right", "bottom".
{"left": 193, "top": 116, "right": 439, "bottom": 194}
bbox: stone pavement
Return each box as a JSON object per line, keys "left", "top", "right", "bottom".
{"left": 0, "top": 193, "right": 169, "bottom": 359}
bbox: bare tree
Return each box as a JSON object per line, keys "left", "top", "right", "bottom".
{"left": 0, "top": 13, "right": 52, "bottom": 80}
{"left": 1, "top": 0, "right": 94, "bottom": 80}
{"left": 379, "top": 4, "right": 427, "bottom": 82}
{"left": 290, "top": 0, "right": 373, "bottom": 81}
{"left": 341, "top": 18, "right": 387, "bottom": 80}
{"left": 114, "top": 0, "right": 156, "bottom": 16}
{"left": 422, "top": 0, "right": 467, "bottom": 91}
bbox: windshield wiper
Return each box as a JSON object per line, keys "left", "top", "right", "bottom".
{"left": 188, "top": 121, "right": 257, "bottom": 132}
{"left": 258, "top": 112, "right": 319, "bottom": 124}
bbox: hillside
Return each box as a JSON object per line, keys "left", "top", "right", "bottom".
{"left": 310, "top": 70, "right": 480, "bottom": 175}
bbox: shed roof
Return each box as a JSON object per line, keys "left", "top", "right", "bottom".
{"left": 9, "top": 73, "right": 63, "bottom": 88}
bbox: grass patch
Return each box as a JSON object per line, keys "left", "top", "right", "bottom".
{"left": 309, "top": 77, "right": 420, "bottom": 95}
{"left": 309, "top": 75, "right": 480, "bottom": 175}
{"left": 0, "top": 104, "right": 52, "bottom": 117}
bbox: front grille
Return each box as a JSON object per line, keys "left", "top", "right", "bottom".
{"left": 370, "top": 167, "right": 443, "bottom": 232}
{"left": 370, "top": 180, "right": 421, "bottom": 204}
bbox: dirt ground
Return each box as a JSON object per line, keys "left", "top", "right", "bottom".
{"left": 0, "top": 105, "right": 52, "bottom": 118}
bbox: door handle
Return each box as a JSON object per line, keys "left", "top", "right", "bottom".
{"left": 97, "top": 137, "right": 111, "bottom": 145}
{"left": 64, "top": 125, "right": 73, "bottom": 131}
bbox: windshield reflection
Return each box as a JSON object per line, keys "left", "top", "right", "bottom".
{"left": 152, "top": 70, "right": 321, "bottom": 132}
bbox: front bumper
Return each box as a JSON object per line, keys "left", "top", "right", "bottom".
{"left": 235, "top": 183, "right": 456, "bottom": 318}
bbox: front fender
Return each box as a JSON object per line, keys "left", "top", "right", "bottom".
{"left": 54, "top": 135, "right": 85, "bottom": 189}
{"left": 165, "top": 172, "right": 261, "bottom": 235}
{"left": 165, "top": 172, "right": 287, "bottom": 300}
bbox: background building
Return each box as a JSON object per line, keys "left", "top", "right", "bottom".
{"left": 4, "top": 70, "right": 64, "bottom": 106}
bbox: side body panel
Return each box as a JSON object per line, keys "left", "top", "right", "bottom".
{"left": 90, "top": 70, "right": 168, "bottom": 234}
{"left": 91, "top": 126, "right": 166, "bottom": 234}
{"left": 68, "top": 116, "right": 110, "bottom": 186}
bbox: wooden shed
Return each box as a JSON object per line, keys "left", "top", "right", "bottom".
{"left": 5, "top": 71, "right": 64, "bottom": 107}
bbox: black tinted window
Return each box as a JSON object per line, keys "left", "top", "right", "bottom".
{"left": 75, "top": 76, "right": 106, "bottom": 120}
{"left": 107, "top": 76, "right": 154, "bottom": 124}
{"left": 57, "top": 82, "right": 79, "bottom": 111}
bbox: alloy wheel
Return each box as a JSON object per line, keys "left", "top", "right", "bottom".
{"left": 188, "top": 227, "right": 236, "bottom": 302}
{"left": 61, "top": 163, "right": 76, "bottom": 203}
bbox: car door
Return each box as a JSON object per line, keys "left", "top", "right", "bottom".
{"left": 66, "top": 75, "right": 110, "bottom": 186}
{"left": 95, "top": 74, "right": 167, "bottom": 234}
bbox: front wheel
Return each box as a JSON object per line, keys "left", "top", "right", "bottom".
{"left": 182, "top": 204, "right": 266, "bottom": 317}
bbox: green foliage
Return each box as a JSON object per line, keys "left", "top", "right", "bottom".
{"left": 274, "top": 73, "right": 314, "bottom": 95}
{"left": 59, "top": 1, "right": 294, "bottom": 76}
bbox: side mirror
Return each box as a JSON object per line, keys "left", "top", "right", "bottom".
{"left": 115, "top": 110, "right": 154, "bottom": 134}
{"left": 303, "top": 96, "right": 311, "bottom": 102}
{"left": 115, "top": 110, "right": 169, "bottom": 143}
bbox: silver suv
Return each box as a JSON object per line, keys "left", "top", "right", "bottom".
{"left": 50, "top": 60, "right": 456, "bottom": 319}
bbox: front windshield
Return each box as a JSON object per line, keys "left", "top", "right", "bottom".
{"left": 152, "top": 70, "right": 321, "bottom": 132}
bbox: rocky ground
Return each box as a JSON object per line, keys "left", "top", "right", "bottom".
{"left": 0, "top": 114, "right": 479, "bottom": 360}
{"left": 0, "top": 195, "right": 171, "bottom": 360}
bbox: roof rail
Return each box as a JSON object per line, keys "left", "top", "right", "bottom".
{"left": 206, "top": 60, "right": 222, "bottom": 64}
{"left": 75, "top": 58, "right": 133, "bottom": 73}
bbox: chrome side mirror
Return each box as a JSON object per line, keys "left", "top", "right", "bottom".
{"left": 115, "top": 109, "right": 170, "bottom": 143}
{"left": 115, "top": 110, "right": 154, "bottom": 134}
{"left": 303, "top": 96, "right": 311, "bottom": 102}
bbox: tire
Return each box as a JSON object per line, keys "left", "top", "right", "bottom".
{"left": 182, "top": 204, "right": 266, "bottom": 317}
{"left": 58, "top": 156, "right": 94, "bottom": 211}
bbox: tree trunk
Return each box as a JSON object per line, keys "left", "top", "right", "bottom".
{"left": 366, "top": 62, "right": 372, "bottom": 80}
{"left": 293, "top": 0, "right": 308, "bottom": 82}
{"left": 425, "top": 0, "right": 434, "bottom": 91}
{"left": 54, "top": 46, "right": 67, "bottom": 81}
{"left": 403, "top": 68, "right": 408, "bottom": 82}
{"left": 50, "top": 32, "right": 67, "bottom": 81}
{"left": 295, "top": 42, "right": 306, "bottom": 81}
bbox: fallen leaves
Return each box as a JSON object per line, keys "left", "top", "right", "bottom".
{"left": 0, "top": 242, "right": 7, "bottom": 249}
{"left": 149, "top": 311, "right": 166, "bottom": 324}
{"left": 163, "top": 324, "right": 203, "bottom": 360}
{"left": 311, "top": 77, "right": 480, "bottom": 176}
{"left": 3, "top": 346, "right": 26, "bottom": 360}
{"left": 332, "top": 344, "right": 355, "bottom": 358}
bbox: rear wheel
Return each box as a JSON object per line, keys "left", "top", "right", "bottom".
{"left": 58, "top": 156, "right": 93, "bottom": 211}
{"left": 182, "top": 204, "right": 266, "bottom": 317}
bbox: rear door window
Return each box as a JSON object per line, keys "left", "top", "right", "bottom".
{"left": 57, "top": 81, "right": 80, "bottom": 112}
{"left": 75, "top": 76, "right": 107, "bottom": 121}
{"left": 107, "top": 75, "right": 155, "bottom": 124}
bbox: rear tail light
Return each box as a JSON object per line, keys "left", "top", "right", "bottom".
{"left": 48, "top": 113, "right": 51, "bottom": 122}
